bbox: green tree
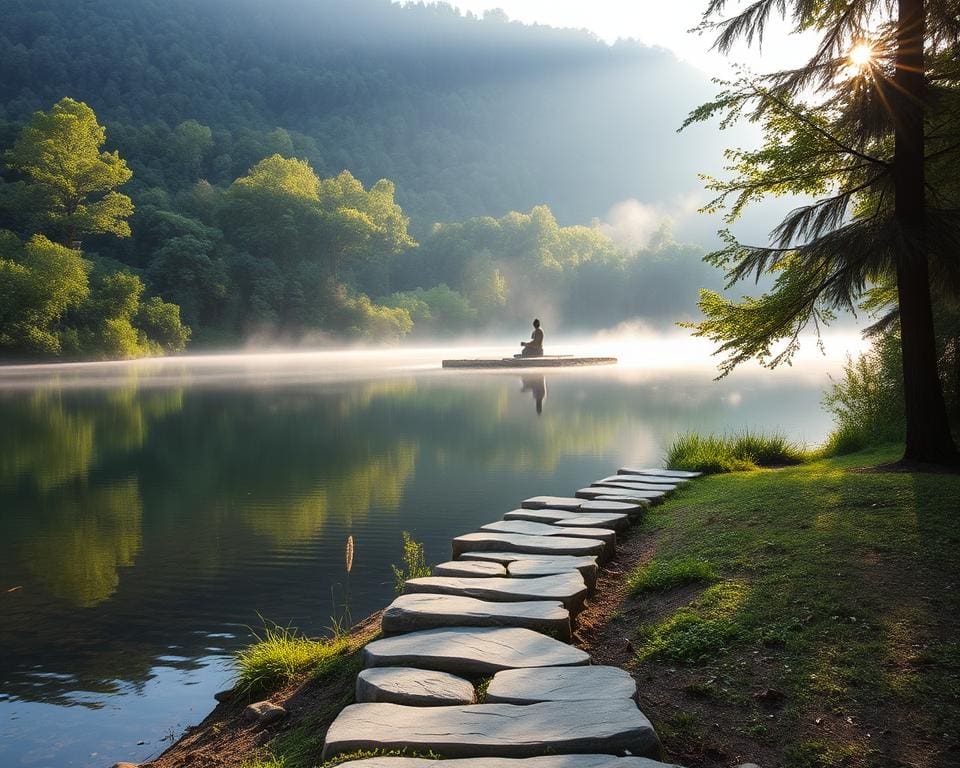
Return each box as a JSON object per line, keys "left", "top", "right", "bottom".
{"left": 0, "top": 231, "right": 89, "bottom": 355}
{"left": 5, "top": 97, "right": 133, "bottom": 246}
{"left": 686, "top": 0, "right": 960, "bottom": 464}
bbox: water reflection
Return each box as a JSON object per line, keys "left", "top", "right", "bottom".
{"left": 520, "top": 375, "right": 547, "bottom": 415}
{"left": 0, "top": 352, "right": 837, "bottom": 767}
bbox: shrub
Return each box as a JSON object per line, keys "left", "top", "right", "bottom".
{"left": 821, "top": 333, "right": 905, "bottom": 455}
{"left": 391, "top": 531, "right": 431, "bottom": 594}
{"left": 665, "top": 430, "right": 805, "bottom": 473}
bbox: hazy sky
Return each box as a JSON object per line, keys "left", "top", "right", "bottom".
{"left": 430, "top": 1, "right": 817, "bottom": 74}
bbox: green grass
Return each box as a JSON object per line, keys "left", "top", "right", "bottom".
{"left": 234, "top": 623, "right": 353, "bottom": 696}
{"left": 665, "top": 430, "right": 806, "bottom": 473}
{"left": 626, "top": 555, "right": 718, "bottom": 594}
{"left": 628, "top": 445, "right": 960, "bottom": 766}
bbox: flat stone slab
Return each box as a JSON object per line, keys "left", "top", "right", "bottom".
{"left": 592, "top": 480, "right": 677, "bottom": 493}
{"left": 486, "top": 666, "right": 637, "bottom": 704}
{"left": 322, "top": 699, "right": 661, "bottom": 760}
{"left": 382, "top": 593, "right": 571, "bottom": 640}
{"left": 404, "top": 572, "right": 588, "bottom": 613}
{"left": 521, "top": 496, "right": 584, "bottom": 511}
{"left": 453, "top": 532, "right": 607, "bottom": 561}
{"left": 333, "top": 756, "right": 680, "bottom": 768}
{"left": 459, "top": 552, "right": 598, "bottom": 589}
{"left": 579, "top": 499, "right": 645, "bottom": 516}
{"left": 576, "top": 487, "right": 664, "bottom": 504}
{"left": 355, "top": 667, "right": 475, "bottom": 706}
{"left": 618, "top": 467, "right": 702, "bottom": 479}
{"left": 481, "top": 520, "right": 616, "bottom": 554}
{"left": 599, "top": 474, "right": 683, "bottom": 487}
{"left": 362, "top": 627, "right": 589, "bottom": 677}
{"left": 434, "top": 560, "right": 507, "bottom": 578}
{"left": 503, "top": 508, "right": 629, "bottom": 531}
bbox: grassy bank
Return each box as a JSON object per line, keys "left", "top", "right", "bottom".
{"left": 586, "top": 445, "right": 960, "bottom": 768}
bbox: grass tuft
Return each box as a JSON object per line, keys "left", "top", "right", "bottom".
{"left": 234, "top": 623, "right": 352, "bottom": 696}
{"left": 665, "top": 429, "right": 806, "bottom": 473}
{"left": 626, "top": 555, "right": 718, "bottom": 594}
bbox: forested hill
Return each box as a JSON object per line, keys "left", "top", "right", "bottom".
{"left": 0, "top": 0, "right": 718, "bottom": 226}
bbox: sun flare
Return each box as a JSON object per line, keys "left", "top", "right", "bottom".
{"left": 849, "top": 43, "right": 874, "bottom": 67}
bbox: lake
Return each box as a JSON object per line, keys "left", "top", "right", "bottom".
{"left": 0, "top": 339, "right": 859, "bottom": 767}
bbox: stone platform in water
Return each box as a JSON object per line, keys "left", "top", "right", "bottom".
{"left": 481, "top": 520, "right": 616, "bottom": 554}
{"left": 322, "top": 699, "right": 661, "bottom": 760}
{"left": 442, "top": 356, "right": 617, "bottom": 369}
{"left": 404, "top": 572, "right": 588, "bottom": 613}
{"left": 332, "top": 757, "right": 680, "bottom": 768}
{"left": 618, "top": 467, "right": 702, "bottom": 479}
{"left": 579, "top": 499, "right": 645, "bottom": 515}
{"left": 599, "top": 474, "right": 684, "bottom": 487}
{"left": 459, "top": 552, "right": 599, "bottom": 589}
{"left": 434, "top": 560, "right": 507, "bottom": 578}
{"left": 504, "top": 508, "right": 630, "bottom": 531}
{"left": 485, "top": 666, "right": 637, "bottom": 704}
{"left": 576, "top": 487, "right": 665, "bottom": 504}
{"left": 362, "top": 627, "right": 589, "bottom": 677}
{"left": 521, "top": 496, "right": 585, "bottom": 511}
{"left": 453, "top": 532, "right": 608, "bottom": 561}
{"left": 592, "top": 479, "right": 677, "bottom": 493}
{"left": 355, "top": 667, "right": 476, "bottom": 706}
{"left": 382, "top": 593, "right": 572, "bottom": 640}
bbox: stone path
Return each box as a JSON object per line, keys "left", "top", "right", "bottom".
{"left": 322, "top": 466, "right": 704, "bottom": 768}
{"left": 618, "top": 467, "right": 702, "bottom": 479}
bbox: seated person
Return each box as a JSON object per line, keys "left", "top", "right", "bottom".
{"left": 520, "top": 318, "right": 544, "bottom": 357}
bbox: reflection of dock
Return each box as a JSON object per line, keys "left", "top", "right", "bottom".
{"left": 442, "top": 356, "right": 617, "bottom": 369}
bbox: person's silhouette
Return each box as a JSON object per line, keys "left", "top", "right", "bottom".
{"left": 521, "top": 375, "right": 547, "bottom": 415}
{"left": 519, "top": 318, "right": 544, "bottom": 358}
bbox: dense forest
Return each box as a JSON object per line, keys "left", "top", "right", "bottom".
{"left": 0, "top": 0, "right": 734, "bottom": 356}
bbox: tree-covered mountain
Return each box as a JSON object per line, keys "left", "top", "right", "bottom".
{"left": 0, "top": 0, "right": 721, "bottom": 228}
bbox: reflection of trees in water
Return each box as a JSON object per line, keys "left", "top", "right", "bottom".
{"left": 20, "top": 480, "right": 143, "bottom": 608}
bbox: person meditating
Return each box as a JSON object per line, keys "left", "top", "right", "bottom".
{"left": 519, "top": 318, "right": 544, "bottom": 358}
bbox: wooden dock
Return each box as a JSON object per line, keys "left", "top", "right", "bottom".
{"left": 317, "top": 467, "right": 703, "bottom": 767}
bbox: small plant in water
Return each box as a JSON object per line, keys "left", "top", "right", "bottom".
{"left": 391, "top": 530, "right": 431, "bottom": 594}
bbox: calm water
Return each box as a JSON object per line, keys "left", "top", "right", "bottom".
{"left": 0, "top": 342, "right": 851, "bottom": 767}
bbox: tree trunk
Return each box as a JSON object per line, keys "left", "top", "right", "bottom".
{"left": 893, "top": 0, "right": 957, "bottom": 463}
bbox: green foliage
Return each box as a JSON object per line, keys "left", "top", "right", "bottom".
{"left": 234, "top": 622, "right": 352, "bottom": 696}
{"left": 5, "top": 97, "right": 133, "bottom": 244}
{"left": 0, "top": 231, "right": 89, "bottom": 354}
{"left": 391, "top": 531, "right": 431, "bottom": 595}
{"left": 665, "top": 430, "right": 806, "bottom": 473}
{"left": 384, "top": 284, "right": 477, "bottom": 335}
{"left": 627, "top": 556, "right": 718, "bottom": 595}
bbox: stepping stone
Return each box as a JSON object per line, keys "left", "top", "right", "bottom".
{"left": 459, "top": 552, "right": 599, "bottom": 590}
{"left": 599, "top": 474, "right": 683, "bottom": 487}
{"left": 504, "top": 508, "right": 630, "bottom": 531}
{"left": 481, "top": 520, "right": 616, "bottom": 556}
{"left": 592, "top": 480, "right": 677, "bottom": 493}
{"left": 576, "top": 487, "right": 664, "bottom": 504}
{"left": 382, "top": 593, "right": 572, "bottom": 640}
{"left": 355, "top": 667, "right": 475, "bottom": 706}
{"left": 362, "top": 627, "right": 589, "bottom": 677}
{"left": 485, "top": 666, "right": 637, "bottom": 704}
{"left": 321, "top": 699, "right": 661, "bottom": 760}
{"left": 453, "top": 532, "right": 607, "bottom": 561}
{"left": 521, "top": 496, "right": 584, "bottom": 511}
{"left": 434, "top": 560, "right": 507, "bottom": 578}
{"left": 579, "top": 499, "right": 645, "bottom": 516}
{"left": 404, "top": 572, "right": 588, "bottom": 613}
{"left": 333, "top": 756, "right": 680, "bottom": 768}
{"left": 618, "top": 467, "right": 702, "bottom": 479}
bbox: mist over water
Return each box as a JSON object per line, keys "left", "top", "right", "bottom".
{"left": 0, "top": 335, "right": 862, "bottom": 767}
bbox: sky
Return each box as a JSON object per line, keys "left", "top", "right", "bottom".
{"left": 427, "top": 1, "right": 818, "bottom": 75}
